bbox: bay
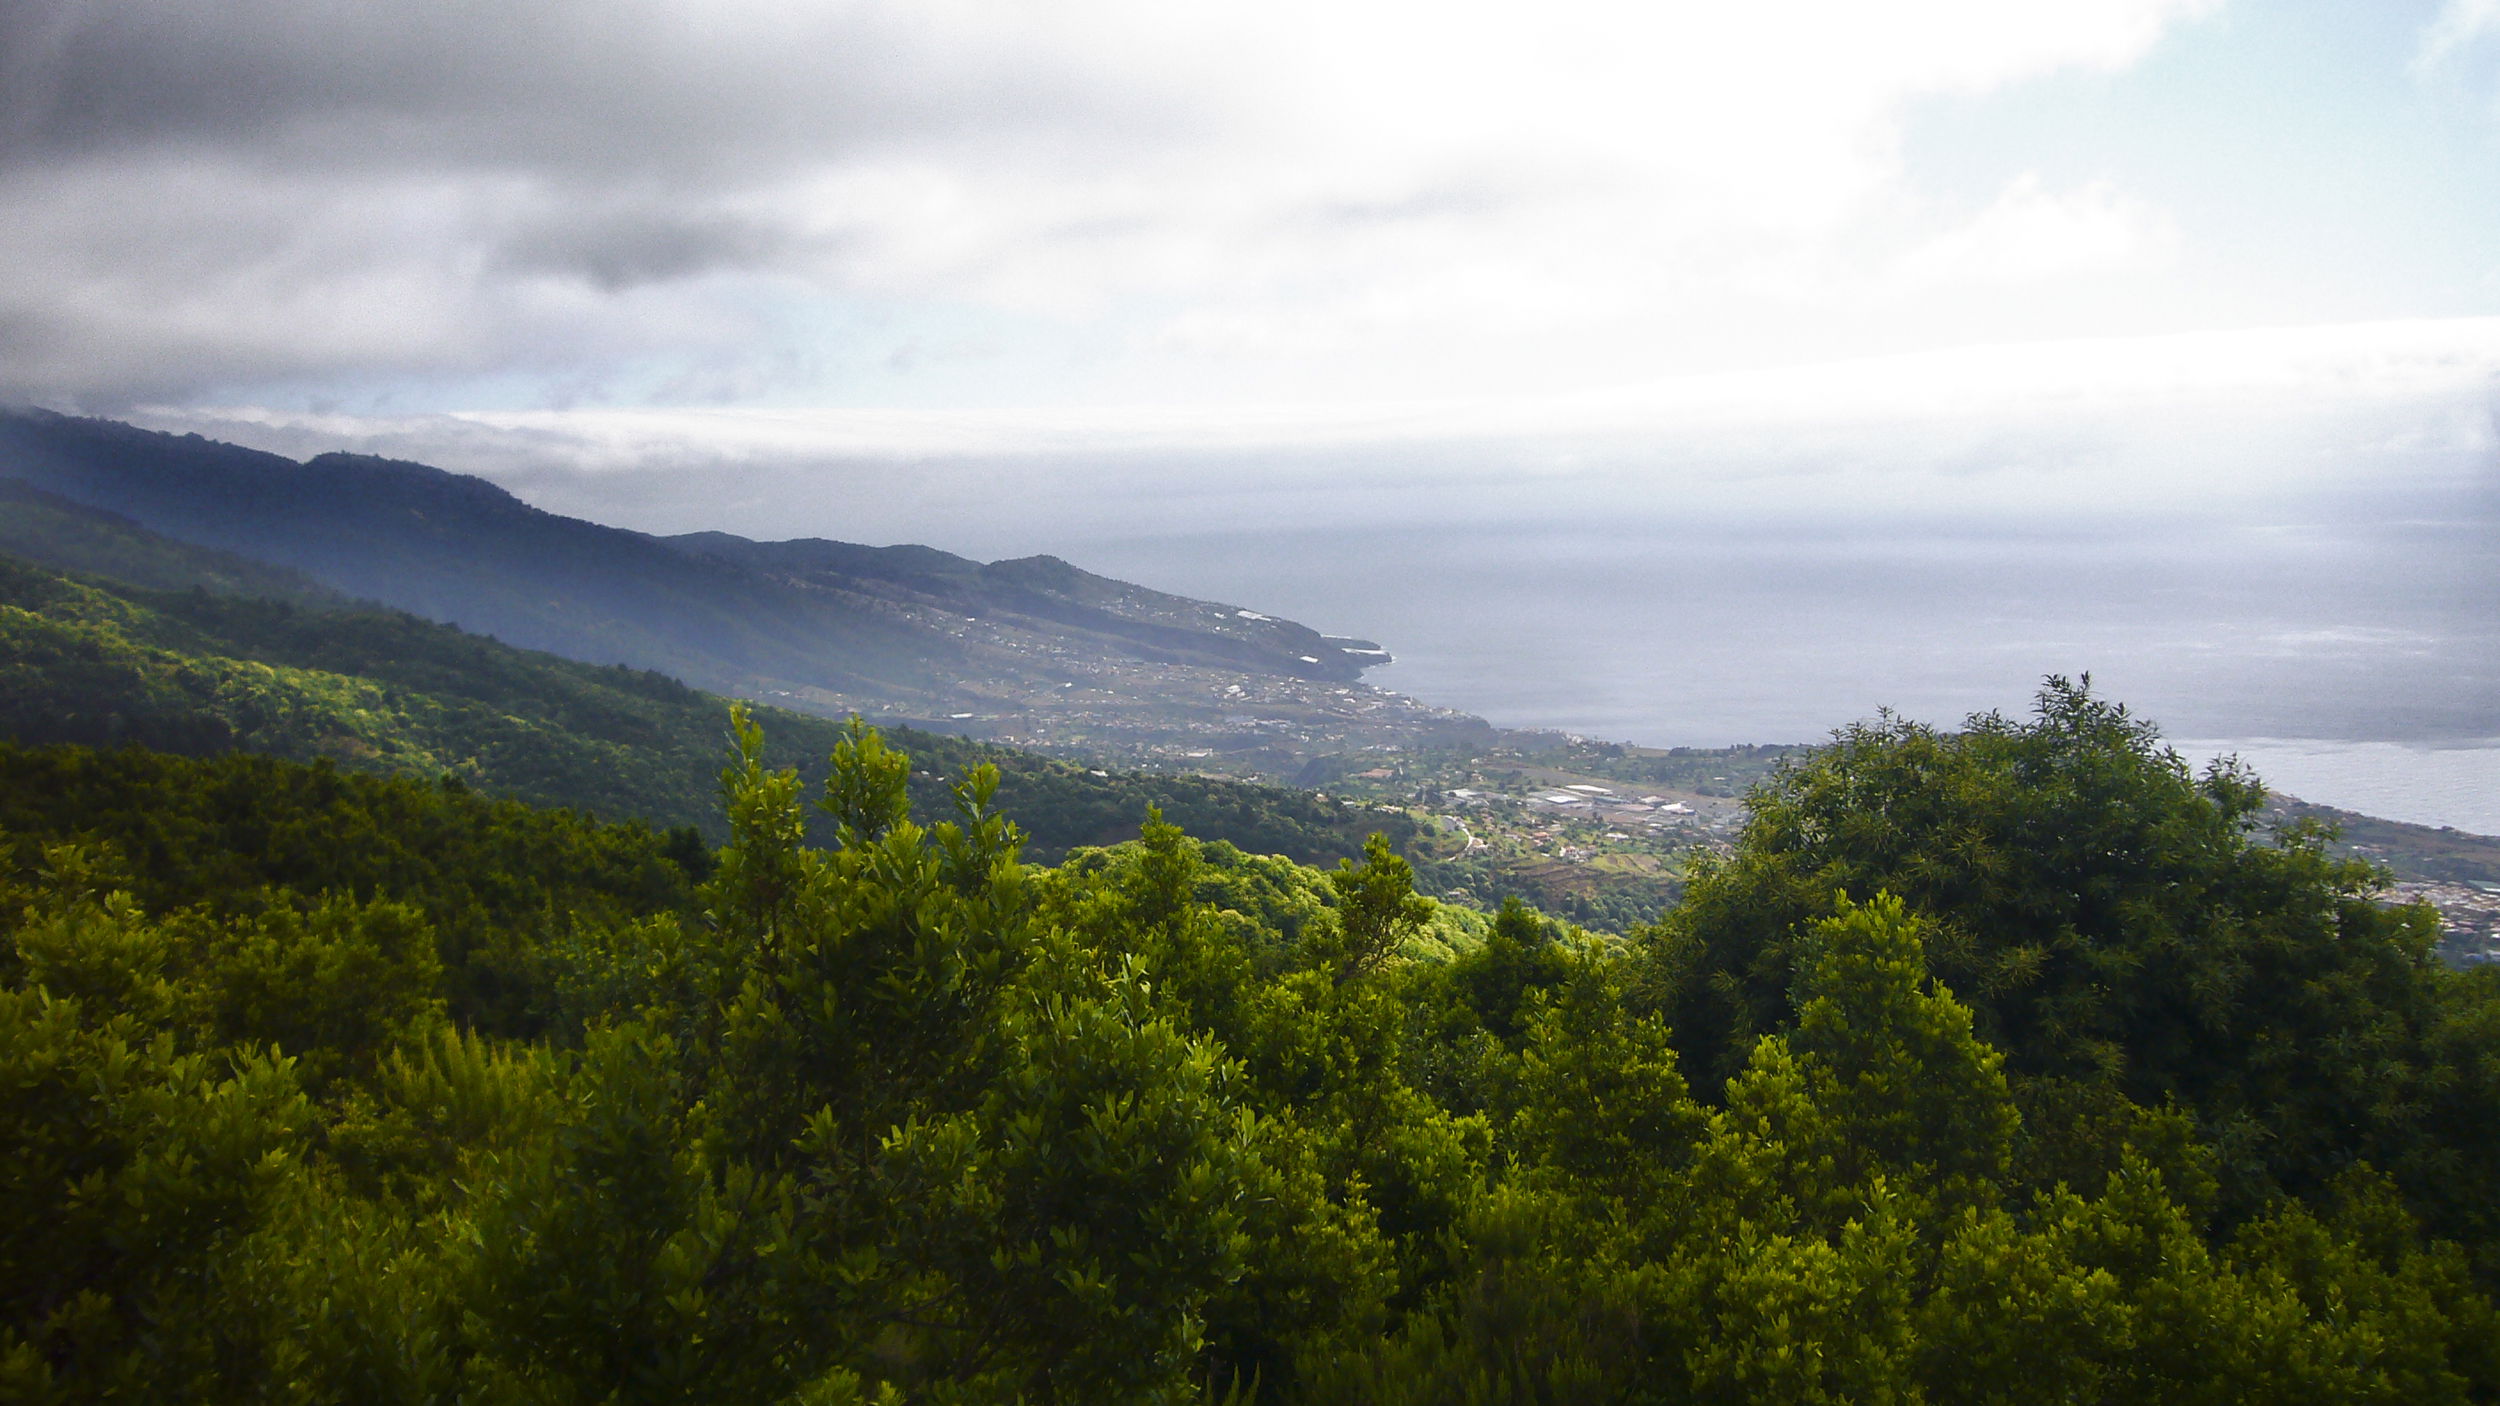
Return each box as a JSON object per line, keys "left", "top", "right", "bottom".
{"left": 2170, "top": 739, "right": 2500, "bottom": 839}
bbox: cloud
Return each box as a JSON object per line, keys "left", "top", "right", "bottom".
{"left": 131, "top": 315, "right": 2500, "bottom": 557}
{"left": 1889, "top": 175, "right": 2176, "bottom": 290}
{"left": 491, "top": 208, "right": 799, "bottom": 293}
{"left": 2419, "top": 0, "right": 2500, "bottom": 70}
{"left": 1, "top": 2, "right": 1184, "bottom": 178}
{"left": 1, "top": 0, "right": 2225, "bottom": 409}
{"left": 2417, "top": 0, "right": 2500, "bottom": 127}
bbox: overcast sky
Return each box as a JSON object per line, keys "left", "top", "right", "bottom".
{"left": 1, "top": 0, "right": 2492, "bottom": 416}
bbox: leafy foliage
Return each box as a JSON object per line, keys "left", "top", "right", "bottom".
{"left": 1643, "top": 679, "right": 2468, "bottom": 1219}
{"left": 0, "top": 742, "right": 702, "bottom": 1038}
{"left": 2, "top": 685, "right": 2495, "bottom": 1401}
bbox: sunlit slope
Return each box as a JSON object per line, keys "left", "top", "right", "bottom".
{"left": 0, "top": 550, "right": 1415, "bottom": 865}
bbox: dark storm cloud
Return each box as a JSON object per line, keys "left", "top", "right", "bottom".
{"left": 491, "top": 207, "right": 802, "bottom": 292}
{"left": 0, "top": 0, "right": 1212, "bottom": 406}
{"left": 0, "top": 2, "right": 1169, "bottom": 179}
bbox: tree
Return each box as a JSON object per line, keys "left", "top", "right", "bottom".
{"left": 1643, "top": 676, "right": 2450, "bottom": 1219}
{"left": 1314, "top": 833, "right": 1433, "bottom": 986}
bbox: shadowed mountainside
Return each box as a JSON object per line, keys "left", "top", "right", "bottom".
{"left": 0, "top": 409, "right": 1476, "bottom": 773}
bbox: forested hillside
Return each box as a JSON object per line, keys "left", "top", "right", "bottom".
{"left": 0, "top": 551, "right": 1414, "bottom": 867}
{"left": 0, "top": 410, "right": 1491, "bottom": 774}
{"left": 0, "top": 478, "right": 340, "bottom": 606}
{"left": 6, "top": 682, "right": 2496, "bottom": 1402}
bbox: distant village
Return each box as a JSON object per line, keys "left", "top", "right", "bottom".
{"left": 2392, "top": 881, "right": 2500, "bottom": 965}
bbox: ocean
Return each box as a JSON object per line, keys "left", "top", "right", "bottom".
{"left": 2165, "top": 740, "right": 2500, "bottom": 839}
{"left": 1080, "top": 517, "right": 2500, "bottom": 836}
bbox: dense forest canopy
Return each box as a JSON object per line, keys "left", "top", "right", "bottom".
{"left": 5, "top": 681, "right": 2498, "bottom": 1402}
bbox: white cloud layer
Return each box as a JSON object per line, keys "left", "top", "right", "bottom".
{"left": 136, "top": 314, "right": 2500, "bottom": 557}
{"left": 1890, "top": 176, "right": 2176, "bottom": 290}
{"left": 2420, "top": 0, "right": 2500, "bottom": 69}
{"left": 2, "top": 0, "right": 2229, "bottom": 408}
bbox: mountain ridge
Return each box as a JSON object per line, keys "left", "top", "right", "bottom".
{"left": 0, "top": 407, "right": 1475, "bottom": 772}
{"left": 0, "top": 542, "right": 1428, "bottom": 868}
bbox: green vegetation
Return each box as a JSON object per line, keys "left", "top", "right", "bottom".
{"left": 1476, "top": 734, "right": 1806, "bottom": 797}
{"left": 0, "top": 551, "right": 1413, "bottom": 868}
{"left": 5, "top": 680, "right": 2498, "bottom": 1401}
{"left": 1645, "top": 681, "right": 2500, "bottom": 1257}
{"left": 0, "top": 478, "right": 339, "bottom": 606}
{"left": 0, "top": 743, "right": 705, "bottom": 1040}
{"left": 1417, "top": 840, "right": 1682, "bottom": 934}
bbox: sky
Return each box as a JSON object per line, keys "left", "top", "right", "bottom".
{"left": 3, "top": 0, "right": 2495, "bottom": 419}
{"left": 2, "top": 0, "right": 2497, "bottom": 756}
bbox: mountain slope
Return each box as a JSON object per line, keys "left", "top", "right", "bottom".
{"left": 0, "top": 410, "right": 1404, "bottom": 724}
{"left": 0, "top": 547, "right": 1418, "bottom": 866}
{"left": 0, "top": 410, "right": 961, "bottom": 689}
{"left": 0, "top": 477, "right": 340, "bottom": 605}
{"left": 670, "top": 530, "right": 1385, "bottom": 679}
